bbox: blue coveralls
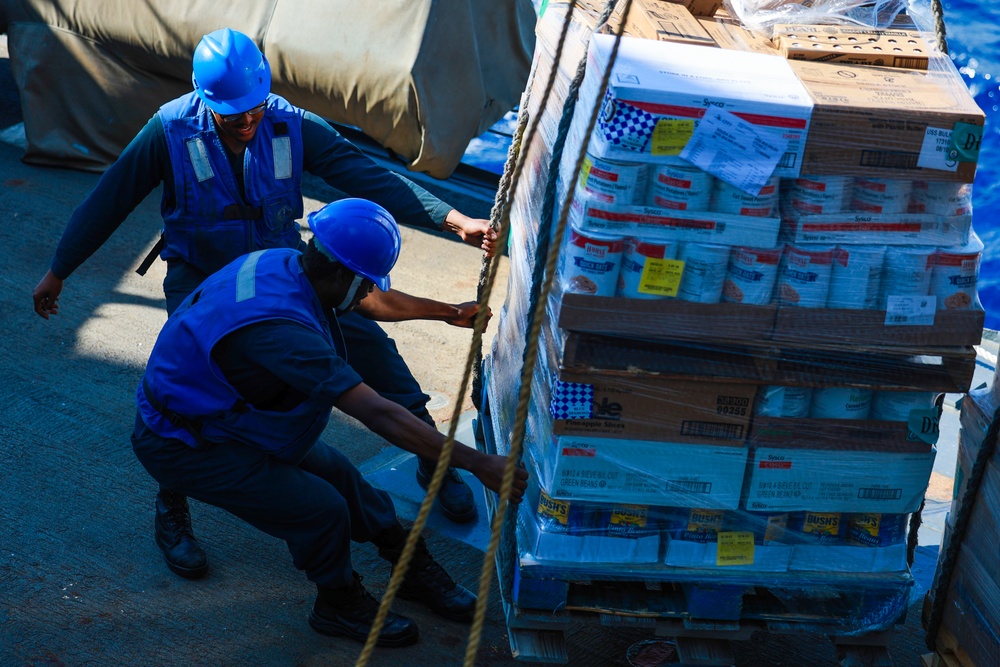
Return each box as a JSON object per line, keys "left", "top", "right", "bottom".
{"left": 50, "top": 91, "right": 453, "bottom": 421}
{"left": 132, "top": 249, "right": 397, "bottom": 587}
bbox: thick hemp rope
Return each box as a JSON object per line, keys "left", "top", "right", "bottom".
{"left": 354, "top": 2, "right": 598, "bottom": 663}
{"left": 463, "top": 2, "right": 634, "bottom": 665}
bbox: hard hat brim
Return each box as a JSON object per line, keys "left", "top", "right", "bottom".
{"left": 193, "top": 59, "right": 272, "bottom": 116}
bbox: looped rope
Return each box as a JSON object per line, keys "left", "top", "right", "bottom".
{"left": 925, "top": 400, "right": 1000, "bottom": 651}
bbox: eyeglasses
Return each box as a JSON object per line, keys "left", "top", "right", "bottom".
{"left": 219, "top": 102, "right": 267, "bottom": 123}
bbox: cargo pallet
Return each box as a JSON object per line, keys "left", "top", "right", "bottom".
{"left": 920, "top": 625, "right": 978, "bottom": 667}
{"left": 476, "top": 390, "right": 911, "bottom": 666}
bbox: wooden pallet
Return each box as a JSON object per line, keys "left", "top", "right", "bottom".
{"left": 921, "top": 625, "right": 982, "bottom": 667}
{"left": 559, "top": 331, "right": 978, "bottom": 393}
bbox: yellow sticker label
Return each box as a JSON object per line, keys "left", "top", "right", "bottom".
{"left": 579, "top": 156, "right": 593, "bottom": 188}
{"left": 639, "top": 258, "right": 685, "bottom": 296}
{"left": 651, "top": 119, "right": 695, "bottom": 156}
{"left": 716, "top": 531, "right": 755, "bottom": 567}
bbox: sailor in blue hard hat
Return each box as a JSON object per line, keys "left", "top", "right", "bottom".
{"left": 133, "top": 198, "right": 527, "bottom": 647}
{"left": 33, "top": 27, "right": 494, "bottom": 579}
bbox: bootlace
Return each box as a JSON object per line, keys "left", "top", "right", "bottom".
{"left": 159, "top": 493, "right": 194, "bottom": 536}
{"left": 343, "top": 573, "right": 380, "bottom": 613}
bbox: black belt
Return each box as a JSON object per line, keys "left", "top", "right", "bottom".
{"left": 136, "top": 234, "right": 166, "bottom": 276}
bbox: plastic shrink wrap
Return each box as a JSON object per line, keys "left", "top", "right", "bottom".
{"left": 483, "top": 0, "right": 986, "bottom": 636}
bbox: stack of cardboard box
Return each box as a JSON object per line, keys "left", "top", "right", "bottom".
{"left": 486, "top": 0, "right": 985, "bottom": 590}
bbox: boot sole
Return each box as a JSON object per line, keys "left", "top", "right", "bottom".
{"left": 308, "top": 611, "right": 419, "bottom": 647}
{"left": 162, "top": 557, "right": 209, "bottom": 580}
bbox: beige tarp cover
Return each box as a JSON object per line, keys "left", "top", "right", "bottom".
{"left": 0, "top": 0, "right": 535, "bottom": 178}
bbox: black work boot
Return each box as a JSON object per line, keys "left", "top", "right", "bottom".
{"left": 154, "top": 489, "right": 208, "bottom": 579}
{"left": 309, "top": 572, "right": 419, "bottom": 647}
{"left": 376, "top": 523, "right": 477, "bottom": 623}
{"left": 416, "top": 456, "right": 476, "bottom": 524}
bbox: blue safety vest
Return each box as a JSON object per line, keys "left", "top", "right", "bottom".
{"left": 137, "top": 249, "right": 333, "bottom": 463}
{"left": 157, "top": 92, "right": 305, "bottom": 275}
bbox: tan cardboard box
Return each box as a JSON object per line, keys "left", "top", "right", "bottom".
{"left": 609, "top": 0, "right": 721, "bottom": 20}
{"left": 698, "top": 13, "right": 778, "bottom": 55}
{"left": 546, "top": 367, "right": 757, "bottom": 446}
{"left": 791, "top": 59, "right": 984, "bottom": 183}
{"left": 619, "top": 0, "right": 715, "bottom": 46}
{"left": 774, "top": 24, "right": 933, "bottom": 70}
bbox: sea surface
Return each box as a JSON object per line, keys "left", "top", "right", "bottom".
{"left": 938, "top": 0, "right": 1000, "bottom": 329}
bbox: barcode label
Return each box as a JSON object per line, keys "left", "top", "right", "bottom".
{"left": 778, "top": 151, "right": 797, "bottom": 169}
{"left": 857, "top": 487, "right": 903, "bottom": 500}
{"left": 860, "top": 150, "right": 919, "bottom": 170}
{"left": 681, "top": 421, "right": 745, "bottom": 440}
{"left": 667, "top": 480, "right": 712, "bottom": 494}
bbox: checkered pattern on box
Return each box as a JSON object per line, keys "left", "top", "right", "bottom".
{"left": 598, "top": 89, "right": 657, "bottom": 150}
{"left": 550, "top": 378, "right": 594, "bottom": 420}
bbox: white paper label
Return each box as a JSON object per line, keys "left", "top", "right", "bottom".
{"left": 680, "top": 107, "right": 789, "bottom": 195}
{"left": 884, "top": 295, "right": 937, "bottom": 326}
{"left": 917, "top": 127, "right": 960, "bottom": 172}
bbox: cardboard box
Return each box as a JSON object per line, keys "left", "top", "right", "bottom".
{"left": 582, "top": 34, "right": 812, "bottom": 174}
{"left": 788, "top": 544, "right": 907, "bottom": 572}
{"left": 748, "top": 417, "right": 937, "bottom": 453}
{"left": 544, "top": 367, "right": 757, "bottom": 446}
{"left": 534, "top": 436, "right": 749, "bottom": 508}
{"left": 555, "top": 294, "right": 776, "bottom": 344}
{"left": 775, "top": 24, "right": 933, "bottom": 70}
{"left": 664, "top": 537, "right": 792, "bottom": 571}
{"left": 940, "top": 545, "right": 1000, "bottom": 667}
{"left": 744, "top": 446, "right": 936, "bottom": 513}
{"left": 517, "top": 508, "right": 662, "bottom": 564}
{"left": 770, "top": 306, "right": 984, "bottom": 348}
{"left": 790, "top": 59, "right": 984, "bottom": 183}
{"left": 619, "top": 0, "right": 715, "bottom": 46}
{"left": 609, "top": 0, "right": 722, "bottom": 20}
{"left": 698, "top": 12, "right": 779, "bottom": 55}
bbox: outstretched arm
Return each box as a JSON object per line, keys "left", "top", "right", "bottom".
{"left": 443, "top": 210, "right": 499, "bottom": 257}
{"left": 352, "top": 288, "right": 491, "bottom": 329}
{"left": 336, "top": 382, "right": 527, "bottom": 500}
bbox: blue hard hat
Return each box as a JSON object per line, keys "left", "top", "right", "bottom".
{"left": 192, "top": 28, "right": 271, "bottom": 115}
{"left": 307, "top": 199, "right": 401, "bottom": 292}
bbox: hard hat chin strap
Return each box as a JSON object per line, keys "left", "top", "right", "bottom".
{"left": 335, "top": 274, "right": 366, "bottom": 312}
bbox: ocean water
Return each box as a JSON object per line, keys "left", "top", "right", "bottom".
{"left": 940, "top": 0, "right": 1000, "bottom": 329}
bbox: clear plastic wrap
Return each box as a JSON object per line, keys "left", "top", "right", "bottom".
{"left": 724, "top": 0, "right": 908, "bottom": 34}
{"left": 484, "top": 0, "right": 984, "bottom": 633}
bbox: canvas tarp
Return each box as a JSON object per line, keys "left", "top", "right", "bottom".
{"left": 0, "top": 0, "right": 535, "bottom": 177}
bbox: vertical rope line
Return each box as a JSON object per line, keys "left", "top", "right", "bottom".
{"left": 931, "top": 0, "right": 950, "bottom": 55}
{"left": 463, "top": 1, "right": 633, "bottom": 665}
{"left": 356, "top": 4, "right": 588, "bottom": 665}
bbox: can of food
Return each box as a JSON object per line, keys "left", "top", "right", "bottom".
{"left": 786, "top": 175, "right": 851, "bottom": 215}
{"left": 536, "top": 489, "right": 595, "bottom": 535}
{"left": 931, "top": 232, "right": 983, "bottom": 310}
{"left": 879, "top": 246, "right": 934, "bottom": 309}
{"left": 670, "top": 508, "right": 727, "bottom": 543}
{"left": 578, "top": 153, "right": 648, "bottom": 205}
{"left": 722, "top": 246, "right": 782, "bottom": 305}
{"left": 869, "top": 391, "right": 937, "bottom": 422}
{"left": 845, "top": 513, "right": 907, "bottom": 547}
{"left": 616, "top": 238, "right": 679, "bottom": 299}
{"left": 826, "top": 246, "right": 886, "bottom": 310}
{"left": 559, "top": 226, "right": 625, "bottom": 296}
{"left": 606, "top": 504, "right": 654, "bottom": 538}
{"left": 775, "top": 244, "right": 835, "bottom": 308}
{"left": 647, "top": 163, "right": 714, "bottom": 211}
{"left": 754, "top": 385, "right": 814, "bottom": 418}
{"left": 677, "top": 242, "right": 731, "bottom": 304}
{"left": 850, "top": 177, "right": 912, "bottom": 215}
{"left": 910, "top": 180, "right": 973, "bottom": 216}
{"left": 809, "top": 387, "right": 873, "bottom": 420}
{"left": 787, "top": 511, "right": 845, "bottom": 544}
{"left": 712, "top": 176, "right": 780, "bottom": 217}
